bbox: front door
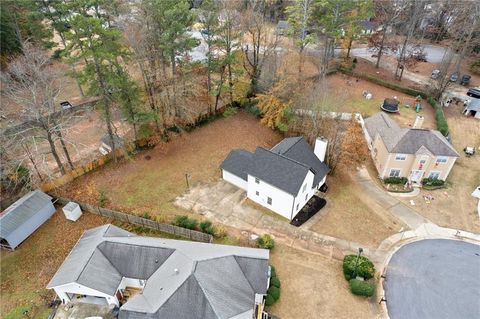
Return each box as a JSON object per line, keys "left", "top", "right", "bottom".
{"left": 410, "top": 170, "right": 424, "bottom": 183}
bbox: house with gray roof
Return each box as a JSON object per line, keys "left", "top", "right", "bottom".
{"left": 463, "top": 98, "right": 480, "bottom": 119}
{"left": 364, "top": 112, "right": 459, "bottom": 184}
{"left": 1, "top": 190, "right": 55, "bottom": 250}
{"left": 47, "top": 224, "right": 270, "bottom": 319}
{"left": 220, "top": 137, "right": 329, "bottom": 220}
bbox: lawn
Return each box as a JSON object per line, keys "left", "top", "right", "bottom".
{"left": 0, "top": 211, "right": 111, "bottom": 319}
{"left": 397, "top": 105, "right": 480, "bottom": 233}
{"left": 53, "top": 111, "right": 282, "bottom": 221}
{"left": 268, "top": 243, "right": 377, "bottom": 319}
{"left": 326, "top": 73, "right": 436, "bottom": 130}
{"left": 310, "top": 171, "right": 405, "bottom": 248}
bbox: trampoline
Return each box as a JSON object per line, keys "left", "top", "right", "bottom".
{"left": 380, "top": 98, "right": 400, "bottom": 113}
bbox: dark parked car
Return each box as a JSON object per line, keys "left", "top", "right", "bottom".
{"left": 466, "top": 88, "right": 480, "bottom": 99}
{"left": 449, "top": 72, "right": 459, "bottom": 82}
{"left": 460, "top": 75, "right": 471, "bottom": 86}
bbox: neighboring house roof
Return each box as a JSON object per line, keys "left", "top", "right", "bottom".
{"left": 364, "top": 112, "right": 459, "bottom": 157}
{"left": 472, "top": 186, "right": 480, "bottom": 199}
{"left": 220, "top": 137, "right": 329, "bottom": 196}
{"left": 465, "top": 99, "right": 480, "bottom": 111}
{"left": 48, "top": 225, "right": 269, "bottom": 319}
{"left": 0, "top": 190, "right": 52, "bottom": 239}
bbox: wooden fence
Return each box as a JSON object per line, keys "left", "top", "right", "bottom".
{"left": 53, "top": 196, "right": 213, "bottom": 243}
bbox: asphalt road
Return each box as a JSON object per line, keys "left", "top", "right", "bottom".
{"left": 385, "top": 239, "right": 480, "bottom": 319}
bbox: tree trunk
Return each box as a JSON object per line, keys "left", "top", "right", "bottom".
{"left": 346, "top": 37, "right": 353, "bottom": 59}
{"left": 376, "top": 29, "right": 387, "bottom": 68}
{"left": 23, "top": 143, "right": 43, "bottom": 182}
{"left": 55, "top": 128, "right": 74, "bottom": 170}
{"left": 214, "top": 66, "right": 226, "bottom": 112}
{"left": 46, "top": 129, "right": 65, "bottom": 175}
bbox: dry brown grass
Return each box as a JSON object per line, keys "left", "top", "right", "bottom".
{"left": 53, "top": 111, "right": 282, "bottom": 220}
{"left": 268, "top": 244, "right": 377, "bottom": 319}
{"left": 310, "top": 171, "right": 405, "bottom": 247}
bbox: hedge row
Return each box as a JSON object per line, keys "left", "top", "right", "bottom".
{"left": 384, "top": 177, "right": 408, "bottom": 185}
{"left": 349, "top": 279, "right": 375, "bottom": 297}
{"left": 265, "top": 265, "right": 281, "bottom": 306}
{"left": 422, "top": 178, "right": 445, "bottom": 186}
{"left": 173, "top": 215, "right": 216, "bottom": 236}
{"left": 337, "top": 67, "right": 449, "bottom": 137}
{"left": 343, "top": 255, "right": 375, "bottom": 280}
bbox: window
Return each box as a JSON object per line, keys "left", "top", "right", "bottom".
{"left": 296, "top": 204, "right": 299, "bottom": 210}
{"left": 267, "top": 197, "right": 272, "bottom": 205}
{"left": 255, "top": 191, "right": 259, "bottom": 196}
{"left": 305, "top": 194, "right": 308, "bottom": 201}
{"left": 428, "top": 171, "right": 441, "bottom": 179}
{"left": 436, "top": 156, "right": 448, "bottom": 164}
{"left": 302, "top": 184, "right": 307, "bottom": 193}
{"left": 389, "top": 169, "right": 401, "bottom": 177}
{"left": 255, "top": 178, "right": 260, "bottom": 184}
{"left": 395, "top": 154, "right": 407, "bottom": 161}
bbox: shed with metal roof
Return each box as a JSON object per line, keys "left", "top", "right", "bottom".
{"left": 0, "top": 190, "right": 55, "bottom": 250}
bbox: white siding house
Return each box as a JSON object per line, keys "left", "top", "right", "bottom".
{"left": 221, "top": 137, "right": 329, "bottom": 220}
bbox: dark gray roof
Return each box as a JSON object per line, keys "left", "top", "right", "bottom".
{"left": 221, "top": 137, "right": 329, "bottom": 196}
{"left": 466, "top": 99, "right": 480, "bottom": 111}
{"left": 273, "top": 137, "right": 330, "bottom": 186}
{"left": 249, "top": 147, "right": 311, "bottom": 195}
{"left": 220, "top": 150, "right": 253, "bottom": 181}
{"left": 365, "top": 112, "right": 459, "bottom": 157}
{"left": 48, "top": 225, "right": 269, "bottom": 319}
{"left": 0, "top": 190, "right": 53, "bottom": 238}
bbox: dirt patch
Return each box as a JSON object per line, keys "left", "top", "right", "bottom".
{"left": 53, "top": 111, "right": 282, "bottom": 220}
{"left": 310, "top": 171, "right": 405, "bottom": 247}
{"left": 397, "top": 106, "right": 480, "bottom": 233}
{"left": 0, "top": 210, "right": 111, "bottom": 319}
{"left": 268, "top": 244, "right": 377, "bottom": 319}
{"left": 327, "top": 73, "right": 436, "bottom": 130}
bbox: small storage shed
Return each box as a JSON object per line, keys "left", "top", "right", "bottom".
{"left": 0, "top": 190, "right": 55, "bottom": 250}
{"left": 62, "top": 202, "right": 82, "bottom": 221}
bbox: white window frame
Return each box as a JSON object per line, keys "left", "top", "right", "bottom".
{"left": 255, "top": 177, "right": 260, "bottom": 184}
{"left": 428, "top": 171, "right": 441, "bottom": 179}
{"left": 389, "top": 169, "right": 401, "bottom": 177}
{"left": 395, "top": 154, "right": 407, "bottom": 161}
{"left": 302, "top": 184, "right": 307, "bottom": 193}
{"left": 267, "top": 197, "right": 272, "bottom": 205}
{"left": 436, "top": 156, "right": 448, "bottom": 164}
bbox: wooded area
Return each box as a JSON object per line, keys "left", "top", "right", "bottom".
{"left": 1, "top": 0, "right": 479, "bottom": 202}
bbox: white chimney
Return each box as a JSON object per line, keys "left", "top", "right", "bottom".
{"left": 413, "top": 116, "right": 424, "bottom": 129}
{"left": 314, "top": 137, "right": 328, "bottom": 162}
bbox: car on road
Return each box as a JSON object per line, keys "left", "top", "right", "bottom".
{"left": 449, "top": 72, "right": 459, "bottom": 82}
{"left": 431, "top": 69, "right": 441, "bottom": 79}
{"left": 460, "top": 74, "right": 471, "bottom": 86}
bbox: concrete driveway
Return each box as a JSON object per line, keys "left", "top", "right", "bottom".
{"left": 384, "top": 239, "right": 480, "bottom": 319}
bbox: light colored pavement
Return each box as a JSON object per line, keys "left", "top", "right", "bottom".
{"left": 355, "top": 168, "right": 430, "bottom": 229}
{"left": 175, "top": 181, "right": 372, "bottom": 259}
{"left": 384, "top": 239, "right": 480, "bottom": 319}
{"left": 387, "top": 187, "right": 420, "bottom": 197}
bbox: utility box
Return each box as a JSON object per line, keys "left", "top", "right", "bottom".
{"left": 62, "top": 202, "right": 82, "bottom": 222}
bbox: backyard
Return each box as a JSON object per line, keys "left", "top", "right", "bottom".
{"left": 326, "top": 73, "right": 436, "bottom": 130}
{"left": 53, "top": 111, "right": 282, "bottom": 219}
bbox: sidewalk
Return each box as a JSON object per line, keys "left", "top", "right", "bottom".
{"left": 354, "top": 168, "right": 430, "bottom": 229}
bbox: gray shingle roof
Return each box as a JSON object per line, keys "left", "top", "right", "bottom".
{"left": 220, "top": 137, "right": 329, "bottom": 196}
{"left": 48, "top": 225, "right": 269, "bottom": 319}
{"left": 0, "top": 190, "right": 52, "bottom": 238}
{"left": 220, "top": 150, "right": 253, "bottom": 181}
{"left": 273, "top": 137, "right": 330, "bottom": 186}
{"left": 466, "top": 99, "right": 480, "bottom": 111}
{"left": 364, "top": 112, "right": 459, "bottom": 157}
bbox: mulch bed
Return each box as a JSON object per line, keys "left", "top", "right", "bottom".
{"left": 290, "top": 196, "right": 327, "bottom": 227}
